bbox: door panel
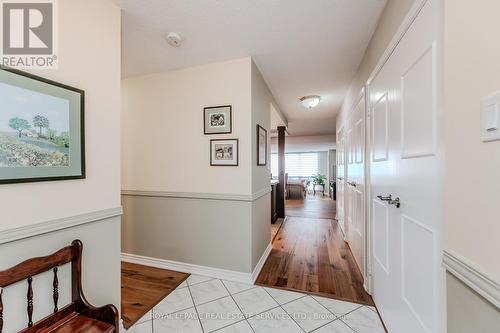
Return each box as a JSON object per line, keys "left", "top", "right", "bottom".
{"left": 369, "top": 0, "right": 443, "bottom": 332}
{"left": 401, "top": 44, "right": 437, "bottom": 159}
{"left": 372, "top": 93, "right": 389, "bottom": 162}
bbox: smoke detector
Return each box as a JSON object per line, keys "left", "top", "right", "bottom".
{"left": 166, "top": 32, "right": 183, "bottom": 47}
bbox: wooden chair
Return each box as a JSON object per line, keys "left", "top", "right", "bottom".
{"left": 0, "top": 240, "right": 119, "bottom": 333}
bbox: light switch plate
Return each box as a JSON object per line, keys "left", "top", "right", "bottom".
{"left": 481, "top": 92, "right": 500, "bottom": 142}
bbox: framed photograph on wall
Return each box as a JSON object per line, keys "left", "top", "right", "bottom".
{"left": 210, "top": 139, "right": 238, "bottom": 166}
{"left": 0, "top": 66, "right": 85, "bottom": 184}
{"left": 257, "top": 124, "right": 267, "bottom": 166}
{"left": 204, "top": 105, "right": 232, "bottom": 134}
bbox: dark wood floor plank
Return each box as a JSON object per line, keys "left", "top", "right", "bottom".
{"left": 256, "top": 196, "right": 373, "bottom": 305}
{"left": 121, "top": 262, "right": 189, "bottom": 329}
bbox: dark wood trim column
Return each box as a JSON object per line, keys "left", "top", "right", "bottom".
{"left": 277, "top": 126, "right": 286, "bottom": 218}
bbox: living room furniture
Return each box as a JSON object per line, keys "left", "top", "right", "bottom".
{"left": 0, "top": 240, "right": 119, "bottom": 333}
{"left": 287, "top": 181, "right": 307, "bottom": 199}
{"left": 313, "top": 183, "right": 325, "bottom": 196}
{"left": 330, "top": 181, "right": 336, "bottom": 200}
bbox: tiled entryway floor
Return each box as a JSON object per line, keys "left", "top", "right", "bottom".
{"left": 126, "top": 274, "right": 386, "bottom": 333}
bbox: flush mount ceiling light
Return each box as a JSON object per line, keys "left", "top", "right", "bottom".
{"left": 300, "top": 95, "right": 321, "bottom": 109}
{"left": 166, "top": 32, "right": 183, "bottom": 47}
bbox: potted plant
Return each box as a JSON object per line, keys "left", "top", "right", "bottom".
{"left": 311, "top": 174, "right": 326, "bottom": 185}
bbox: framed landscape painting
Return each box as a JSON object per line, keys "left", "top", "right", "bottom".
{"left": 204, "top": 105, "right": 232, "bottom": 134}
{"left": 0, "top": 67, "right": 85, "bottom": 184}
{"left": 210, "top": 139, "right": 238, "bottom": 166}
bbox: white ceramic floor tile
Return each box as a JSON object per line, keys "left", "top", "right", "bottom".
{"left": 154, "top": 287, "right": 194, "bottom": 316}
{"left": 312, "top": 296, "right": 361, "bottom": 316}
{"left": 127, "top": 320, "right": 152, "bottom": 333}
{"left": 341, "top": 306, "right": 385, "bottom": 333}
{"left": 314, "top": 319, "right": 356, "bottom": 333}
{"left": 282, "top": 296, "right": 335, "bottom": 332}
{"left": 222, "top": 280, "right": 256, "bottom": 295}
{"left": 154, "top": 307, "right": 202, "bottom": 333}
{"left": 232, "top": 287, "right": 278, "bottom": 317}
{"left": 264, "top": 287, "right": 305, "bottom": 305}
{"left": 178, "top": 280, "right": 188, "bottom": 289}
{"left": 190, "top": 279, "right": 229, "bottom": 305}
{"left": 247, "top": 306, "right": 303, "bottom": 333}
{"left": 196, "top": 296, "right": 244, "bottom": 332}
{"left": 214, "top": 320, "right": 254, "bottom": 333}
{"left": 187, "top": 274, "right": 213, "bottom": 286}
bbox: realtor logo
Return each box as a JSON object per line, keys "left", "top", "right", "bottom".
{"left": 1, "top": 0, "right": 58, "bottom": 68}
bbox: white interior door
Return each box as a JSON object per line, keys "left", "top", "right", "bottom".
{"left": 345, "top": 125, "right": 353, "bottom": 243}
{"left": 336, "top": 129, "right": 345, "bottom": 233}
{"left": 369, "top": 0, "right": 444, "bottom": 332}
{"left": 347, "top": 94, "right": 366, "bottom": 277}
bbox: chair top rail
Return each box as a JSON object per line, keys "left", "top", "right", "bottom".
{"left": 0, "top": 244, "right": 78, "bottom": 287}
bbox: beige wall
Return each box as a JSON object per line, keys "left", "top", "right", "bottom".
{"left": 336, "top": 0, "right": 415, "bottom": 129}
{"left": 121, "top": 58, "right": 253, "bottom": 195}
{"left": 121, "top": 57, "right": 275, "bottom": 273}
{"left": 0, "top": 0, "right": 121, "bottom": 229}
{"left": 0, "top": 0, "right": 122, "bottom": 330}
{"left": 444, "top": 0, "right": 500, "bottom": 281}
{"left": 251, "top": 60, "right": 274, "bottom": 193}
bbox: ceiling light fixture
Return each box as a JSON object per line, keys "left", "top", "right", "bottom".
{"left": 300, "top": 95, "right": 321, "bottom": 109}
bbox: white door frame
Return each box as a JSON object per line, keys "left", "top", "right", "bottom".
{"left": 363, "top": 0, "right": 436, "bottom": 296}
{"left": 363, "top": 0, "right": 445, "bottom": 332}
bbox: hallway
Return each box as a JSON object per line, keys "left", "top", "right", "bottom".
{"left": 257, "top": 196, "right": 372, "bottom": 305}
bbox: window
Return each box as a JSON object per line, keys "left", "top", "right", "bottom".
{"left": 271, "top": 152, "right": 323, "bottom": 178}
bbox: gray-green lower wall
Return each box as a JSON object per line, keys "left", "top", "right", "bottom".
{"left": 122, "top": 192, "right": 271, "bottom": 274}
{"left": 447, "top": 272, "right": 500, "bottom": 332}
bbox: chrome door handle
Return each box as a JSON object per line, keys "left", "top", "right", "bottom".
{"left": 337, "top": 177, "right": 344, "bottom": 181}
{"left": 347, "top": 182, "right": 357, "bottom": 187}
{"left": 377, "top": 195, "right": 392, "bottom": 201}
{"left": 388, "top": 197, "right": 401, "bottom": 208}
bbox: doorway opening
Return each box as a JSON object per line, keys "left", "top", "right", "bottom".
{"left": 258, "top": 144, "right": 372, "bottom": 305}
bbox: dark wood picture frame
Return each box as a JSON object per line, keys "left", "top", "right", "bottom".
{"left": 257, "top": 124, "right": 267, "bottom": 166}
{"left": 0, "top": 66, "right": 85, "bottom": 184}
{"left": 210, "top": 138, "right": 239, "bottom": 166}
{"left": 204, "top": 105, "right": 232, "bottom": 135}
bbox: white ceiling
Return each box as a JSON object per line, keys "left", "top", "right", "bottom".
{"left": 116, "top": 0, "right": 386, "bottom": 136}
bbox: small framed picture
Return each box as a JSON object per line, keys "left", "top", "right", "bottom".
{"left": 210, "top": 139, "right": 238, "bottom": 166}
{"left": 257, "top": 125, "right": 267, "bottom": 166}
{"left": 204, "top": 105, "right": 232, "bottom": 134}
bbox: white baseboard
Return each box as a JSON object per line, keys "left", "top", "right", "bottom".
{"left": 443, "top": 249, "right": 500, "bottom": 308}
{"left": 122, "top": 244, "right": 273, "bottom": 286}
{"left": 252, "top": 242, "right": 273, "bottom": 283}
{"left": 121, "top": 252, "right": 254, "bottom": 284}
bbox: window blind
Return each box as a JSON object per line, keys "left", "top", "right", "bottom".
{"left": 271, "top": 152, "right": 323, "bottom": 178}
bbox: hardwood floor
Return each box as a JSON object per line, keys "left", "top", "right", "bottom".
{"left": 121, "top": 261, "right": 189, "bottom": 329}
{"left": 257, "top": 214, "right": 373, "bottom": 305}
{"left": 271, "top": 217, "right": 285, "bottom": 241}
{"left": 285, "top": 194, "right": 336, "bottom": 220}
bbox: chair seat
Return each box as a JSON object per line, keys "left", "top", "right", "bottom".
{"left": 43, "top": 313, "right": 114, "bottom": 333}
